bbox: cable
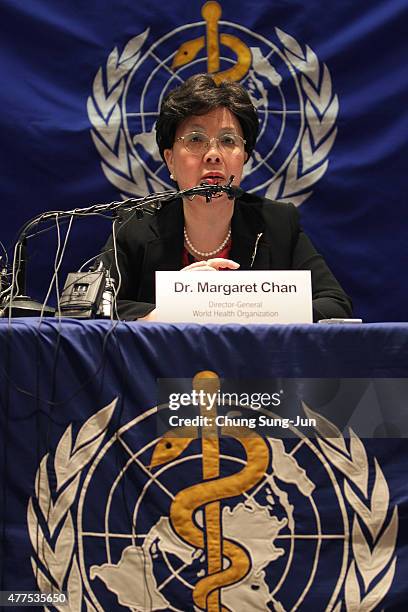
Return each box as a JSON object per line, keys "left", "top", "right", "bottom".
{"left": 24, "top": 211, "right": 113, "bottom": 241}
{"left": 7, "top": 240, "right": 23, "bottom": 324}
{"left": 78, "top": 249, "right": 115, "bottom": 273}
{"left": 5, "top": 212, "right": 48, "bottom": 320}
{"left": 0, "top": 240, "right": 8, "bottom": 266}
{"left": 53, "top": 216, "right": 63, "bottom": 320}
{"left": 112, "top": 217, "right": 122, "bottom": 321}
{"left": 40, "top": 214, "right": 74, "bottom": 320}
{"left": 40, "top": 214, "right": 61, "bottom": 320}
{"left": 0, "top": 285, "right": 12, "bottom": 301}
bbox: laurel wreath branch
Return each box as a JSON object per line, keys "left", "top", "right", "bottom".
{"left": 303, "top": 404, "right": 398, "bottom": 612}
{"left": 87, "top": 29, "right": 154, "bottom": 198}
{"left": 265, "top": 28, "right": 339, "bottom": 206}
{"left": 27, "top": 399, "right": 117, "bottom": 611}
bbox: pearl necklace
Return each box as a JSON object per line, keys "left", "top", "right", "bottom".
{"left": 184, "top": 227, "right": 231, "bottom": 258}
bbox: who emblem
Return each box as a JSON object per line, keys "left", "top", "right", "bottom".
{"left": 88, "top": 1, "right": 338, "bottom": 206}
{"left": 27, "top": 373, "right": 397, "bottom": 611}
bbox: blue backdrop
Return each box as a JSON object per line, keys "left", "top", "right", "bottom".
{"left": 1, "top": 0, "right": 407, "bottom": 322}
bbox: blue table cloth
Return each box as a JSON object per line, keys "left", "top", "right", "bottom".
{"left": 0, "top": 319, "right": 407, "bottom": 611}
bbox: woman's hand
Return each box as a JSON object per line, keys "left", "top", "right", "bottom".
{"left": 138, "top": 259, "right": 239, "bottom": 321}
{"left": 181, "top": 258, "right": 240, "bottom": 272}
{"left": 138, "top": 308, "right": 157, "bottom": 322}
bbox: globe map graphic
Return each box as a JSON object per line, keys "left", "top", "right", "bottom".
{"left": 77, "top": 406, "right": 348, "bottom": 611}
{"left": 121, "top": 20, "right": 305, "bottom": 195}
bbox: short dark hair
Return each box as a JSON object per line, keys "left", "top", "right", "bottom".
{"left": 155, "top": 74, "right": 259, "bottom": 161}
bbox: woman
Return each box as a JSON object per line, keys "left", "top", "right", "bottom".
{"left": 101, "top": 74, "right": 352, "bottom": 321}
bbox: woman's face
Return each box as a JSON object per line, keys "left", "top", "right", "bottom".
{"left": 163, "top": 107, "right": 247, "bottom": 200}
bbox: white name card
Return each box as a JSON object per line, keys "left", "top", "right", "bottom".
{"left": 156, "top": 270, "right": 312, "bottom": 324}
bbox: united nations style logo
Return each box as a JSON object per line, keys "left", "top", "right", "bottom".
{"left": 87, "top": 1, "right": 339, "bottom": 206}
{"left": 28, "top": 372, "right": 397, "bottom": 611}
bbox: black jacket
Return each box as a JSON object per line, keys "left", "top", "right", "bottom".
{"left": 101, "top": 192, "right": 352, "bottom": 321}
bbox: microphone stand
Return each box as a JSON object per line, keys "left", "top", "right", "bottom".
{"left": 0, "top": 178, "right": 237, "bottom": 318}
{"left": 1, "top": 237, "right": 55, "bottom": 317}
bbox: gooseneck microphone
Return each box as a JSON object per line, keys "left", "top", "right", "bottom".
{"left": 197, "top": 176, "right": 243, "bottom": 202}
{"left": 1, "top": 177, "right": 243, "bottom": 317}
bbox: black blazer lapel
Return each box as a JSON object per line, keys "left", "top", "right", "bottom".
{"left": 137, "top": 200, "right": 184, "bottom": 301}
{"left": 230, "top": 199, "right": 270, "bottom": 270}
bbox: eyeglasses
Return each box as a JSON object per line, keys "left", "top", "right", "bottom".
{"left": 176, "top": 131, "right": 246, "bottom": 155}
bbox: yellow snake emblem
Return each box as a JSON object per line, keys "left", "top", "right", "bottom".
{"left": 172, "top": 1, "right": 252, "bottom": 84}
{"left": 150, "top": 372, "right": 270, "bottom": 612}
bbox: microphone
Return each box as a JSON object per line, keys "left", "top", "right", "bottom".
{"left": 226, "top": 185, "right": 244, "bottom": 200}
{"left": 197, "top": 176, "right": 243, "bottom": 202}
{"left": 217, "top": 176, "right": 244, "bottom": 200}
